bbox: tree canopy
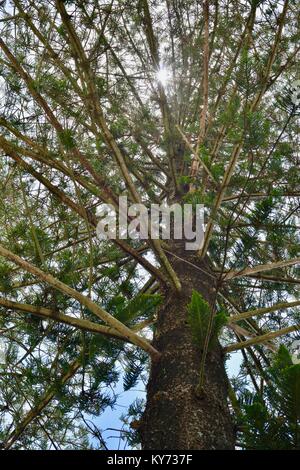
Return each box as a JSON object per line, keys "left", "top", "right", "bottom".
{"left": 0, "top": 0, "right": 299, "bottom": 450}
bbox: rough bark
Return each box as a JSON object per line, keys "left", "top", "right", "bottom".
{"left": 141, "top": 243, "right": 235, "bottom": 449}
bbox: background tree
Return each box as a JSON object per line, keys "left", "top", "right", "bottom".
{"left": 0, "top": 0, "right": 299, "bottom": 449}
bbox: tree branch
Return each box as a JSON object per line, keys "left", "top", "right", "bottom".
{"left": 0, "top": 244, "right": 161, "bottom": 360}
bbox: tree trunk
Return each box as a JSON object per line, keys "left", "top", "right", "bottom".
{"left": 141, "top": 244, "right": 235, "bottom": 449}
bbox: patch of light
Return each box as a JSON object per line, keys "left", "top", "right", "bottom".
{"left": 156, "top": 67, "right": 171, "bottom": 87}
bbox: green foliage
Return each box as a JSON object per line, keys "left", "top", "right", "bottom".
{"left": 249, "top": 196, "right": 274, "bottom": 226}
{"left": 210, "top": 162, "right": 224, "bottom": 180}
{"left": 123, "top": 349, "right": 147, "bottom": 392}
{"left": 95, "top": 77, "right": 107, "bottom": 96}
{"left": 240, "top": 346, "right": 300, "bottom": 449}
{"left": 107, "top": 293, "right": 162, "bottom": 327}
{"left": 177, "top": 175, "right": 192, "bottom": 186}
{"left": 58, "top": 129, "right": 76, "bottom": 150}
{"left": 187, "top": 290, "right": 227, "bottom": 349}
{"left": 0, "top": 261, "right": 12, "bottom": 293}
{"left": 121, "top": 397, "right": 145, "bottom": 448}
{"left": 183, "top": 190, "right": 203, "bottom": 206}
{"left": 219, "top": 95, "right": 241, "bottom": 126}
{"left": 56, "top": 250, "right": 81, "bottom": 286}
{"left": 241, "top": 110, "right": 271, "bottom": 150}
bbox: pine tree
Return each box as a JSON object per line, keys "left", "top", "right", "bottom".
{"left": 0, "top": 0, "right": 299, "bottom": 449}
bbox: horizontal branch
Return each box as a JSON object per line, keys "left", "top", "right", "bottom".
{"left": 247, "top": 274, "right": 300, "bottom": 284}
{"left": 230, "top": 299, "right": 300, "bottom": 323}
{"left": 0, "top": 245, "right": 161, "bottom": 360}
{"left": 222, "top": 192, "right": 300, "bottom": 202}
{"left": 0, "top": 297, "right": 130, "bottom": 342}
{"left": 224, "top": 323, "right": 300, "bottom": 353}
{"left": 223, "top": 257, "right": 300, "bottom": 281}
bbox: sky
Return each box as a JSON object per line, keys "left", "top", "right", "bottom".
{"left": 95, "top": 351, "right": 242, "bottom": 450}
